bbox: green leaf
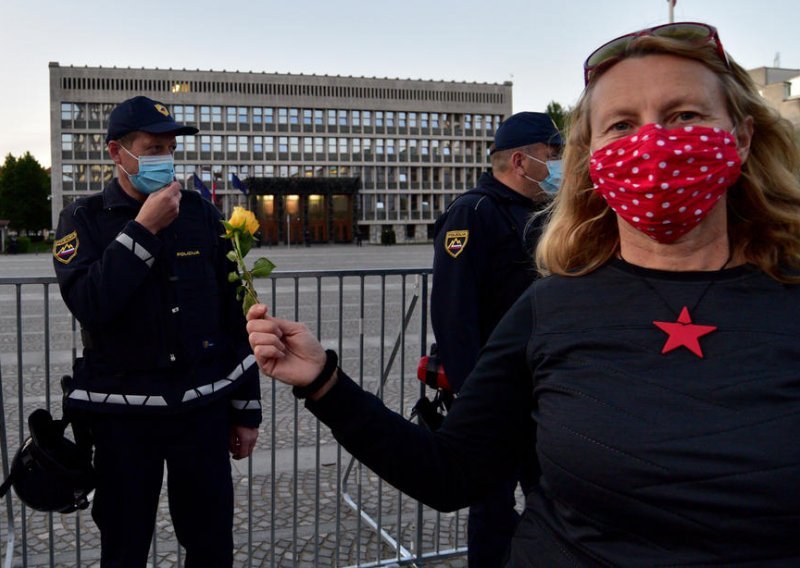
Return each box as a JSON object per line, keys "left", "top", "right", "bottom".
{"left": 239, "top": 234, "right": 254, "bottom": 258}
{"left": 236, "top": 285, "right": 245, "bottom": 301}
{"left": 226, "top": 250, "right": 238, "bottom": 263}
{"left": 250, "top": 257, "right": 276, "bottom": 278}
{"left": 242, "top": 293, "right": 257, "bottom": 316}
{"left": 228, "top": 271, "right": 240, "bottom": 283}
{"left": 221, "top": 220, "right": 234, "bottom": 232}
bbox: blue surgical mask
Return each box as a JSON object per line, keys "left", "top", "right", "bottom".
{"left": 118, "top": 146, "right": 175, "bottom": 194}
{"left": 523, "top": 154, "right": 563, "bottom": 195}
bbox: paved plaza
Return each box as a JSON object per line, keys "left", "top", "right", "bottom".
{"left": 0, "top": 244, "right": 476, "bottom": 567}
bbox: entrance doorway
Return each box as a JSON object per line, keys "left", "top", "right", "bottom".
{"left": 248, "top": 177, "right": 360, "bottom": 245}
{"left": 283, "top": 195, "right": 303, "bottom": 244}
{"left": 307, "top": 195, "right": 328, "bottom": 242}
{"left": 255, "top": 195, "right": 278, "bottom": 245}
{"left": 332, "top": 195, "right": 353, "bottom": 242}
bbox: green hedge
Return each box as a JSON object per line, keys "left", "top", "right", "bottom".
{"left": 5, "top": 237, "right": 53, "bottom": 254}
{"left": 16, "top": 236, "right": 31, "bottom": 253}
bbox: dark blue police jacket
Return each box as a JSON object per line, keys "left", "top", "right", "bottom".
{"left": 53, "top": 179, "right": 261, "bottom": 427}
{"left": 431, "top": 172, "right": 548, "bottom": 393}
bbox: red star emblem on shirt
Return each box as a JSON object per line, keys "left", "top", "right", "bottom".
{"left": 653, "top": 306, "right": 716, "bottom": 358}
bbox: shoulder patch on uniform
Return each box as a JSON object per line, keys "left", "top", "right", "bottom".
{"left": 53, "top": 231, "right": 79, "bottom": 264}
{"left": 444, "top": 230, "right": 469, "bottom": 258}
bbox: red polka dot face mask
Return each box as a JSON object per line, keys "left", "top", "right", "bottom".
{"left": 589, "top": 123, "right": 742, "bottom": 243}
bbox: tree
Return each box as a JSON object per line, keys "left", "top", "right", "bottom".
{"left": 0, "top": 153, "right": 51, "bottom": 233}
{"left": 546, "top": 101, "right": 570, "bottom": 133}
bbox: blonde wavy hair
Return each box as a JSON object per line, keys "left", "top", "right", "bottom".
{"left": 536, "top": 33, "right": 800, "bottom": 282}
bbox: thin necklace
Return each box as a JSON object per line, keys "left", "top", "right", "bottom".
{"left": 621, "top": 250, "right": 733, "bottom": 358}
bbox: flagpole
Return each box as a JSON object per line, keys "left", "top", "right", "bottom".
{"left": 668, "top": 0, "right": 674, "bottom": 23}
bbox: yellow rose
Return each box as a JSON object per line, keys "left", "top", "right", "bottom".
{"left": 228, "top": 206, "right": 259, "bottom": 236}
{"left": 244, "top": 210, "right": 259, "bottom": 236}
{"left": 221, "top": 206, "right": 274, "bottom": 314}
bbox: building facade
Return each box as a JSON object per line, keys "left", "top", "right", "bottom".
{"left": 49, "top": 63, "right": 512, "bottom": 243}
{"left": 748, "top": 66, "right": 800, "bottom": 129}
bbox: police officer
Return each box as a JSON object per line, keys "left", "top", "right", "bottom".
{"left": 53, "top": 96, "right": 262, "bottom": 567}
{"left": 430, "top": 112, "right": 562, "bottom": 567}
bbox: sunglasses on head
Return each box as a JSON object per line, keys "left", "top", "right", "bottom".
{"left": 583, "top": 22, "right": 730, "bottom": 85}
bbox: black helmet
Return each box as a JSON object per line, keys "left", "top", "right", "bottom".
{"left": 0, "top": 409, "right": 95, "bottom": 513}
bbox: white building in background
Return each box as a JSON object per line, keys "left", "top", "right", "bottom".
{"left": 49, "top": 62, "right": 512, "bottom": 243}
{"left": 748, "top": 66, "right": 800, "bottom": 129}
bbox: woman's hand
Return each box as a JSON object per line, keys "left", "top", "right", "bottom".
{"left": 246, "top": 304, "right": 326, "bottom": 386}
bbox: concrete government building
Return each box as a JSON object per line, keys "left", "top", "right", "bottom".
{"left": 49, "top": 62, "right": 512, "bottom": 244}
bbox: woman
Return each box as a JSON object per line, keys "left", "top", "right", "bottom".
{"left": 247, "top": 22, "right": 800, "bottom": 565}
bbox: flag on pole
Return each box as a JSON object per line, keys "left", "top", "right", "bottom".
{"left": 192, "top": 173, "right": 212, "bottom": 201}
{"left": 231, "top": 173, "right": 248, "bottom": 195}
{"left": 666, "top": 0, "right": 676, "bottom": 23}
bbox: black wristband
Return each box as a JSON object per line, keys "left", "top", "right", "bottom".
{"left": 292, "top": 350, "right": 339, "bottom": 399}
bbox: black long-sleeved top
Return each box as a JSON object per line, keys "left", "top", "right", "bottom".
{"left": 53, "top": 180, "right": 261, "bottom": 426}
{"left": 309, "top": 260, "right": 800, "bottom": 566}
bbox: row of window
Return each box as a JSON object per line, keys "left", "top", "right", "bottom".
{"left": 58, "top": 75, "right": 507, "bottom": 106}
{"left": 360, "top": 193, "right": 459, "bottom": 219}
{"left": 257, "top": 194, "right": 451, "bottom": 222}
{"left": 60, "top": 163, "right": 484, "bottom": 188}
{"left": 61, "top": 134, "right": 493, "bottom": 160}
{"left": 258, "top": 193, "right": 458, "bottom": 223}
{"left": 181, "top": 136, "right": 490, "bottom": 156}
{"left": 60, "top": 102, "right": 502, "bottom": 132}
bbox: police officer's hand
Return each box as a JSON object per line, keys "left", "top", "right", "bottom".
{"left": 229, "top": 425, "right": 258, "bottom": 460}
{"left": 246, "top": 304, "right": 327, "bottom": 386}
{"left": 135, "top": 181, "right": 182, "bottom": 235}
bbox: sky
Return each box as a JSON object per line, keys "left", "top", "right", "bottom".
{"left": 0, "top": 0, "right": 797, "bottom": 168}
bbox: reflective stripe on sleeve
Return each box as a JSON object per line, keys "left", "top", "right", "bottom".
{"left": 67, "top": 356, "right": 257, "bottom": 407}
{"left": 181, "top": 354, "right": 257, "bottom": 403}
{"left": 68, "top": 389, "right": 167, "bottom": 407}
{"left": 115, "top": 232, "right": 155, "bottom": 268}
{"left": 231, "top": 399, "right": 262, "bottom": 410}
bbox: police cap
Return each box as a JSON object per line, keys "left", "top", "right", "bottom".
{"left": 491, "top": 112, "right": 562, "bottom": 154}
{"left": 106, "top": 95, "right": 199, "bottom": 143}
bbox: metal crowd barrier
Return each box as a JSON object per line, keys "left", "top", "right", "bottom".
{"left": 0, "top": 270, "right": 468, "bottom": 567}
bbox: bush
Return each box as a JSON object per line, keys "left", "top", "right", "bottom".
{"left": 16, "top": 236, "right": 31, "bottom": 254}
{"left": 30, "top": 239, "right": 54, "bottom": 254}
{"left": 380, "top": 227, "right": 396, "bottom": 246}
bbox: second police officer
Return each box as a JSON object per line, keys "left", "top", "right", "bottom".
{"left": 430, "top": 112, "right": 563, "bottom": 566}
